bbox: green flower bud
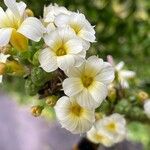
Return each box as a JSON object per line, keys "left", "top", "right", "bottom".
{"left": 96, "top": 100, "right": 110, "bottom": 114}
{"left": 115, "top": 99, "right": 131, "bottom": 115}
{"left": 25, "top": 78, "right": 39, "bottom": 96}
{"left": 31, "top": 105, "right": 44, "bottom": 117}
{"left": 137, "top": 91, "right": 149, "bottom": 102}
{"left": 46, "top": 95, "right": 58, "bottom": 107}
{"left": 31, "top": 67, "right": 52, "bottom": 86}
{"left": 32, "top": 50, "right": 40, "bottom": 66}
{"left": 129, "top": 107, "right": 144, "bottom": 120}
{"left": 108, "top": 87, "right": 117, "bottom": 103}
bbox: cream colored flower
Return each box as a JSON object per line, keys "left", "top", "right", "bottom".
{"left": 63, "top": 56, "right": 114, "bottom": 109}
{"left": 44, "top": 3, "right": 71, "bottom": 24}
{"left": 144, "top": 99, "right": 150, "bottom": 118}
{"left": 115, "top": 61, "right": 135, "bottom": 89}
{"left": 39, "top": 27, "right": 85, "bottom": 72}
{"left": 87, "top": 124, "right": 114, "bottom": 147}
{"left": 0, "top": 0, "right": 45, "bottom": 51}
{"left": 95, "top": 113, "right": 127, "bottom": 143}
{"left": 0, "top": 53, "right": 10, "bottom": 83}
{"left": 54, "top": 96, "right": 95, "bottom": 134}
{"left": 55, "top": 12, "right": 96, "bottom": 50}
{"left": 43, "top": 3, "right": 71, "bottom": 33}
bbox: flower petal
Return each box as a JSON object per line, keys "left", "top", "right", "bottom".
{"left": 0, "top": 7, "right": 9, "bottom": 28}
{"left": 76, "top": 88, "right": 100, "bottom": 109}
{"left": 65, "top": 39, "right": 83, "bottom": 54}
{"left": 85, "top": 56, "right": 104, "bottom": 77}
{"left": 120, "top": 70, "right": 135, "bottom": 78}
{"left": 44, "top": 30, "right": 62, "bottom": 49}
{"left": 0, "top": 53, "right": 10, "bottom": 63}
{"left": 0, "top": 28, "right": 12, "bottom": 46}
{"left": 115, "top": 61, "right": 124, "bottom": 71}
{"left": 39, "top": 48, "right": 58, "bottom": 72}
{"left": 4, "top": 0, "right": 20, "bottom": 18}
{"left": 65, "top": 63, "right": 85, "bottom": 77}
{"left": 95, "top": 62, "right": 115, "bottom": 85}
{"left": 74, "top": 50, "right": 86, "bottom": 67}
{"left": 57, "top": 55, "right": 75, "bottom": 71}
{"left": 0, "top": 75, "right": 2, "bottom": 83}
{"left": 18, "top": 17, "right": 45, "bottom": 42}
{"left": 54, "top": 14, "right": 70, "bottom": 27}
{"left": 63, "top": 77, "right": 83, "bottom": 96}
{"left": 79, "top": 30, "right": 96, "bottom": 42}
{"left": 89, "top": 81, "right": 108, "bottom": 104}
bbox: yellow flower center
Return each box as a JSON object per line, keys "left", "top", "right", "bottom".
{"left": 94, "top": 133, "right": 104, "bottom": 142}
{"left": 70, "top": 23, "right": 82, "bottom": 35}
{"left": 56, "top": 48, "right": 67, "bottom": 56}
{"left": 70, "top": 103, "right": 83, "bottom": 117}
{"left": 82, "top": 75, "right": 93, "bottom": 88}
{"left": 106, "top": 122, "right": 117, "bottom": 132}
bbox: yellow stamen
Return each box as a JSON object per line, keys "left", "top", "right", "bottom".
{"left": 82, "top": 75, "right": 93, "bottom": 88}
{"left": 70, "top": 103, "right": 83, "bottom": 117}
{"left": 106, "top": 122, "right": 117, "bottom": 132}
{"left": 56, "top": 48, "right": 66, "bottom": 56}
{"left": 70, "top": 23, "right": 82, "bottom": 35}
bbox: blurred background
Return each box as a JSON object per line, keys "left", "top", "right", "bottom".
{"left": 0, "top": 0, "right": 150, "bottom": 150}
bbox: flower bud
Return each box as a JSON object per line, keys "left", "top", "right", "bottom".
{"left": 31, "top": 67, "right": 53, "bottom": 86}
{"left": 138, "top": 91, "right": 149, "bottom": 102}
{"left": 32, "top": 50, "right": 40, "bottom": 66}
{"left": 108, "top": 87, "right": 117, "bottom": 103}
{"left": 97, "top": 100, "right": 110, "bottom": 114}
{"left": 25, "top": 78, "right": 40, "bottom": 96}
{"left": 31, "top": 105, "right": 44, "bottom": 117}
{"left": 6, "top": 61, "right": 25, "bottom": 76}
{"left": 115, "top": 99, "right": 131, "bottom": 115}
{"left": 25, "top": 9, "right": 34, "bottom": 17}
{"left": 0, "top": 45, "right": 11, "bottom": 54}
{"left": 46, "top": 95, "right": 58, "bottom": 107}
{"left": 0, "top": 63, "right": 6, "bottom": 75}
{"left": 95, "top": 112, "right": 104, "bottom": 121}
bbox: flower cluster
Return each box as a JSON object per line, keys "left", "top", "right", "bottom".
{"left": 0, "top": 0, "right": 138, "bottom": 148}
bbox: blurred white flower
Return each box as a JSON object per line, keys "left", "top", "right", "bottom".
{"left": 95, "top": 113, "right": 127, "bottom": 144}
{"left": 39, "top": 27, "right": 85, "bottom": 72}
{"left": 144, "top": 99, "right": 150, "bottom": 118}
{"left": 55, "top": 12, "right": 96, "bottom": 50}
{"left": 63, "top": 56, "right": 114, "bottom": 109}
{"left": 44, "top": 3, "right": 71, "bottom": 24}
{"left": 87, "top": 124, "right": 114, "bottom": 147}
{"left": 54, "top": 96, "right": 95, "bottom": 134}
{"left": 0, "top": 53, "right": 10, "bottom": 83}
{"left": 0, "top": 0, "right": 45, "bottom": 50}
{"left": 115, "top": 61, "right": 136, "bottom": 89}
{"left": 43, "top": 3, "right": 71, "bottom": 33}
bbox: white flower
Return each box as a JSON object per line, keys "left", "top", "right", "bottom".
{"left": 0, "top": 53, "right": 10, "bottom": 83}
{"left": 55, "top": 12, "right": 96, "bottom": 50}
{"left": 87, "top": 124, "right": 114, "bottom": 147}
{"left": 0, "top": 0, "right": 45, "bottom": 49}
{"left": 54, "top": 96, "right": 95, "bottom": 134}
{"left": 144, "top": 99, "right": 150, "bottom": 118}
{"left": 95, "top": 113, "right": 127, "bottom": 143}
{"left": 43, "top": 4, "right": 71, "bottom": 33}
{"left": 115, "top": 61, "right": 136, "bottom": 89}
{"left": 39, "top": 27, "right": 85, "bottom": 72}
{"left": 63, "top": 56, "right": 115, "bottom": 109}
{"left": 44, "top": 3, "right": 71, "bottom": 24}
